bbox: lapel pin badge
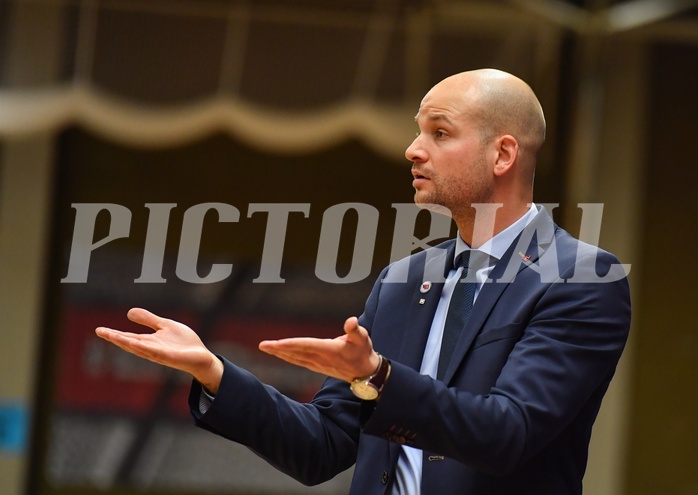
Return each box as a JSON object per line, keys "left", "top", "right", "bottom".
{"left": 518, "top": 251, "right": 532, "bottom": 262}
{"left": 420, "top": 281, "right": 432, "bottom": 293}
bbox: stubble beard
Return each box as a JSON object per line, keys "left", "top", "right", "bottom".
{"left": 414, "top": 154, "right": 493, "bottom": 222}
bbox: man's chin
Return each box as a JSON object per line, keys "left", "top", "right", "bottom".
{"left": 415, "top": 199, "right": 453, "bottom": 218}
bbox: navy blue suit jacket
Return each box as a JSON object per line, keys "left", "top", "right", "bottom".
{"left": 189, "top": 207, "right": 631, "bottom": 495}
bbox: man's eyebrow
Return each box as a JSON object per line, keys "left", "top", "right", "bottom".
{"left": 414, "top": 112, "right": 454, "bottom": 125}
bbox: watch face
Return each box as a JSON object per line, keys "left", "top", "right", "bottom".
{"left": 350, "top": 380, "right": 379, "bottom": 401}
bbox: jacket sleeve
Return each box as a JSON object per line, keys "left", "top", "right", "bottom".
{"left": 185, "top": 267, "right": 397, "bottom": 486}
{"left": 189, "top": 357, "right": 361, "bottom": 485}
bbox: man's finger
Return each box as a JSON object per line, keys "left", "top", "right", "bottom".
{"left": 259, "top": 339, "right": 325, "bottom": 358}
{"left": 259, "top": 345, "right": 347, "bottom": 379}
{"left": 343, "top": 317, "right": 360, "bottom": 336}
{"left": 127, "top": 307, "right": 164, "bottom": 330}
{"left": 95, "top": 326, "right": 113, "bottom": 339}
{"left": 95, "top": 327, "right": 138, "bottom": 342}
{"left": 95, "top": 327, "right": 143, "bottom": 353}
{"left": 344, "top": 317, "right": 371, "bottom": 346}
{"left": 99, "top": 328, "right": 167, "bottom": 360}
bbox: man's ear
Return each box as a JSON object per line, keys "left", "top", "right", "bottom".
{"left": 493, "top": 135, "right": 519, "bottom": 177}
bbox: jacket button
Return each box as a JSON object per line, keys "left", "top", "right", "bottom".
{"left": 381, "top": 471, "right": 389, "bottom": 485}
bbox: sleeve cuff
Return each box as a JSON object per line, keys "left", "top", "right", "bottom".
{"left": 197, "top": 386, "right": 215, "bottom": 414}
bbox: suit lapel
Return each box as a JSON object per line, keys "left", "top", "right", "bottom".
{"left": 396, "top": 242, "right": 456, "bottom": 370}
{"left": 440, "top": 208, "right": 558, "bottom": 383}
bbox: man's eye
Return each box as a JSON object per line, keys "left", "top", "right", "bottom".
{"left": 435, "top": 130, "right": 446, "bottom": 138}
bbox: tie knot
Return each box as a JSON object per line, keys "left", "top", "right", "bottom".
{"left": 456, "top": 250, "right": 490, "bottom": 270}
{"left": 455, "top": 250, "right": 493, "bottom": 283}
{"left": 455, "top": 251, "right": 470, "bottom": 269}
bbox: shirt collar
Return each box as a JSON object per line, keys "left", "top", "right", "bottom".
{"left": 455, "top": 202, "right": 538, "bottom": 263}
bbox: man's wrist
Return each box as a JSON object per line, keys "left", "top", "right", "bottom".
{"left": 196, "top": 354, "right": 224, "bottom": 395}
{"left": 350, "top": 354, "right": 391, "bottom": 401}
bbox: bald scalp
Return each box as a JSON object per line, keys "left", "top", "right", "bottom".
{"left": 447, "top": 69, "right": 546, "bottom": 157}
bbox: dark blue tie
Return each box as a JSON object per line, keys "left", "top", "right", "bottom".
{"left": 437, "top": 250, "right": 483, "bottom": 380}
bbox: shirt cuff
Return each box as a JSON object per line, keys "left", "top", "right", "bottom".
{"left": 198, "top": 387, "right": 215, "bottom": 414}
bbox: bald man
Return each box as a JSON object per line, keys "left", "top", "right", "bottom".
{"left": 97, "top": 69, "right": 631, "bottom": 495}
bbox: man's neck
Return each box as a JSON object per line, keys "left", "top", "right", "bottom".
{"left": 455, "top": 202, "right": 532, "bottom": 248}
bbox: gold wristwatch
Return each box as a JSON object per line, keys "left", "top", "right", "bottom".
{"left": 350, "top": 354, "right": 391, "bottom": 400}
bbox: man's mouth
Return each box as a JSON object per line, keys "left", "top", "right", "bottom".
{"left": 412, "top": 169, "right": 429, "bottom": 180}
{"left": 412, "top": 169, "right": 431, "bottom": 190}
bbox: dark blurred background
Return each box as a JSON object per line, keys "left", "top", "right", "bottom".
{"left": 0, "top": 0, "right": 697, "bottom": 494}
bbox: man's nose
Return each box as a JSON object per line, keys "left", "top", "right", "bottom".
{"left": 405, "top": 136, "right": 426, "bottom": 163}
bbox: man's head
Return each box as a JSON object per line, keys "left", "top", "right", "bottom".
{"left": 406, "top": 69, "right": 546, "bottom": 233}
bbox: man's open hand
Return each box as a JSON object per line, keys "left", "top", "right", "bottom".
{"left": 95, "top": 308, "right": 224, "bottom": 393}
{"left": 259, "top": 316, "right": 380, "bottom": 382}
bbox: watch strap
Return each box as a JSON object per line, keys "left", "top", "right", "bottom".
{"left": 368, "top": 354, "right": 390, "bottom": 394}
